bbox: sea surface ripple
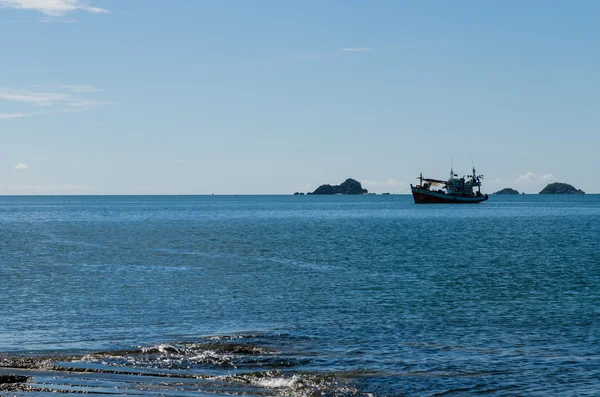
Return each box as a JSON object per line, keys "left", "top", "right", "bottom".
{"left": 0, "top": 195, "right": 599, "bottom": 396}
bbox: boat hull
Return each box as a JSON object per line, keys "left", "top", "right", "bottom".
{"left": 411, "top": 186, "right": 488, "bottom": 204}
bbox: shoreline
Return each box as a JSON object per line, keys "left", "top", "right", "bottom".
{"left": 0, "top": 339, "right": 368, "bottom": 396}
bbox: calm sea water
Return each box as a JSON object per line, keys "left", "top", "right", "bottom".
{"left": 0, "top": 195, "right": 599, "bottom": 396}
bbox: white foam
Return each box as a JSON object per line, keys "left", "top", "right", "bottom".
{"left": 252, "top": 374, "right": 299, "bottom": 388}
{"left": 140, "top": 344, "right": 179, "bottom": 354}
{"left": 189, "top": 351, "right": 234, "bottom": 366}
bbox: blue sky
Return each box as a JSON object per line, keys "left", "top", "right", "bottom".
{"left": 1, "top": 0, "right": 598, "bottom": 194}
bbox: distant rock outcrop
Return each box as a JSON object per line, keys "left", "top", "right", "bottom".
{"left": 311, "top": 178, "right": 368, "bottom": 195}
{"left": 494, "top": 188, "right": 520, "bottom": 195}
{"left": 539, "top": 183, "right": 585, "bottom": 194}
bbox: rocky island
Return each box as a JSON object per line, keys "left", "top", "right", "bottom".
{"left": 539, "top": 182, "right": 585, "bottom": 194}
{"left": 311, "top": 178, "right": 368, "bottom": 195}
{"left": 494, "top": 188, "right": 520, "bottom": 194}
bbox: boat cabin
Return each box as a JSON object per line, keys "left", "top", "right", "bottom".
{"left": 417, "top": 167, "right": 484, "bottom": 197}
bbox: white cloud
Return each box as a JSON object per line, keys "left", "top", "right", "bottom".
{"left": 0, "top": 0, "right": 108, "bottom": 16}
{"left": 341, "top": 48, "right": 373, "bottom": 52}
{"left": 541, "top": 174, "right": 556, "bottom": 182}
{"left": 361, "top": 179, "right": 378, "bottom": 187}
{"left": 517, "top": 172, "right": 537, "bottom": 182}
{"left": 516, "top": 172, "right": 557, "bottom": 185}
{"left": 15, "top": 162, "right": 29, "bottom": 170}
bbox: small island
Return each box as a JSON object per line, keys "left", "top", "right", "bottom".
{"left": 539, "top": 182, "right": 585, "bottom": 194}
{"left": 311, "top": 178, "right": 368, "bottom": 195}
{"left": 494, "top": 188, "right": 520, "bottom": 195}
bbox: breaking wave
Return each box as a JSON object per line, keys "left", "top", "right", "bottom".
{"left": 0, "top": 334, "right": 373, "bottom": 396}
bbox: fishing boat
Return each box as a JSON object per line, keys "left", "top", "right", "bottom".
{"left": 410, "top": 167, "right": 488, "bottom": 204}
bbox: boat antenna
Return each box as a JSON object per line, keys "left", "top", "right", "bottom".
{"left": 450, "top": 156, "right": 454, "bottom": 179}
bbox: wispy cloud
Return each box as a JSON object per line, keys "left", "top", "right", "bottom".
{"left": 60, "top": 85, "right": 103, "bottom": 93}
{"left": 0, "top": 0, "right": 108, "bottom": 16}
{"left": 341, "top": 47, "right": 373, "bottom": 52}
{"left": 0, "top": 85, "right": 111, "bottom": 120}
{"left": 198, "top": 47, "right": 375, "bottom": 69}
{"left": 0, "top": 89, "right": 68, "bottom": 106}
{"left": 14, "top": 162, "right": 29, "bottom": 170}
{"left": 68, "top": 99, "right": 114, "bottom": 109}
{"left": 0, "top": 111, "right": 40, "bottom": 119}
{"left": 277, "top": 47, "right": 374, "bottom": 63}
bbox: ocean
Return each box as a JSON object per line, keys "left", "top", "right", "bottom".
{"left": 0, "top": 195, "right": 599, "bottom": 396}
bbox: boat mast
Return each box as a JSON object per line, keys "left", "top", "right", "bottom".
{"left": 473, "top": 166, "right": 481, "bottom": 193}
